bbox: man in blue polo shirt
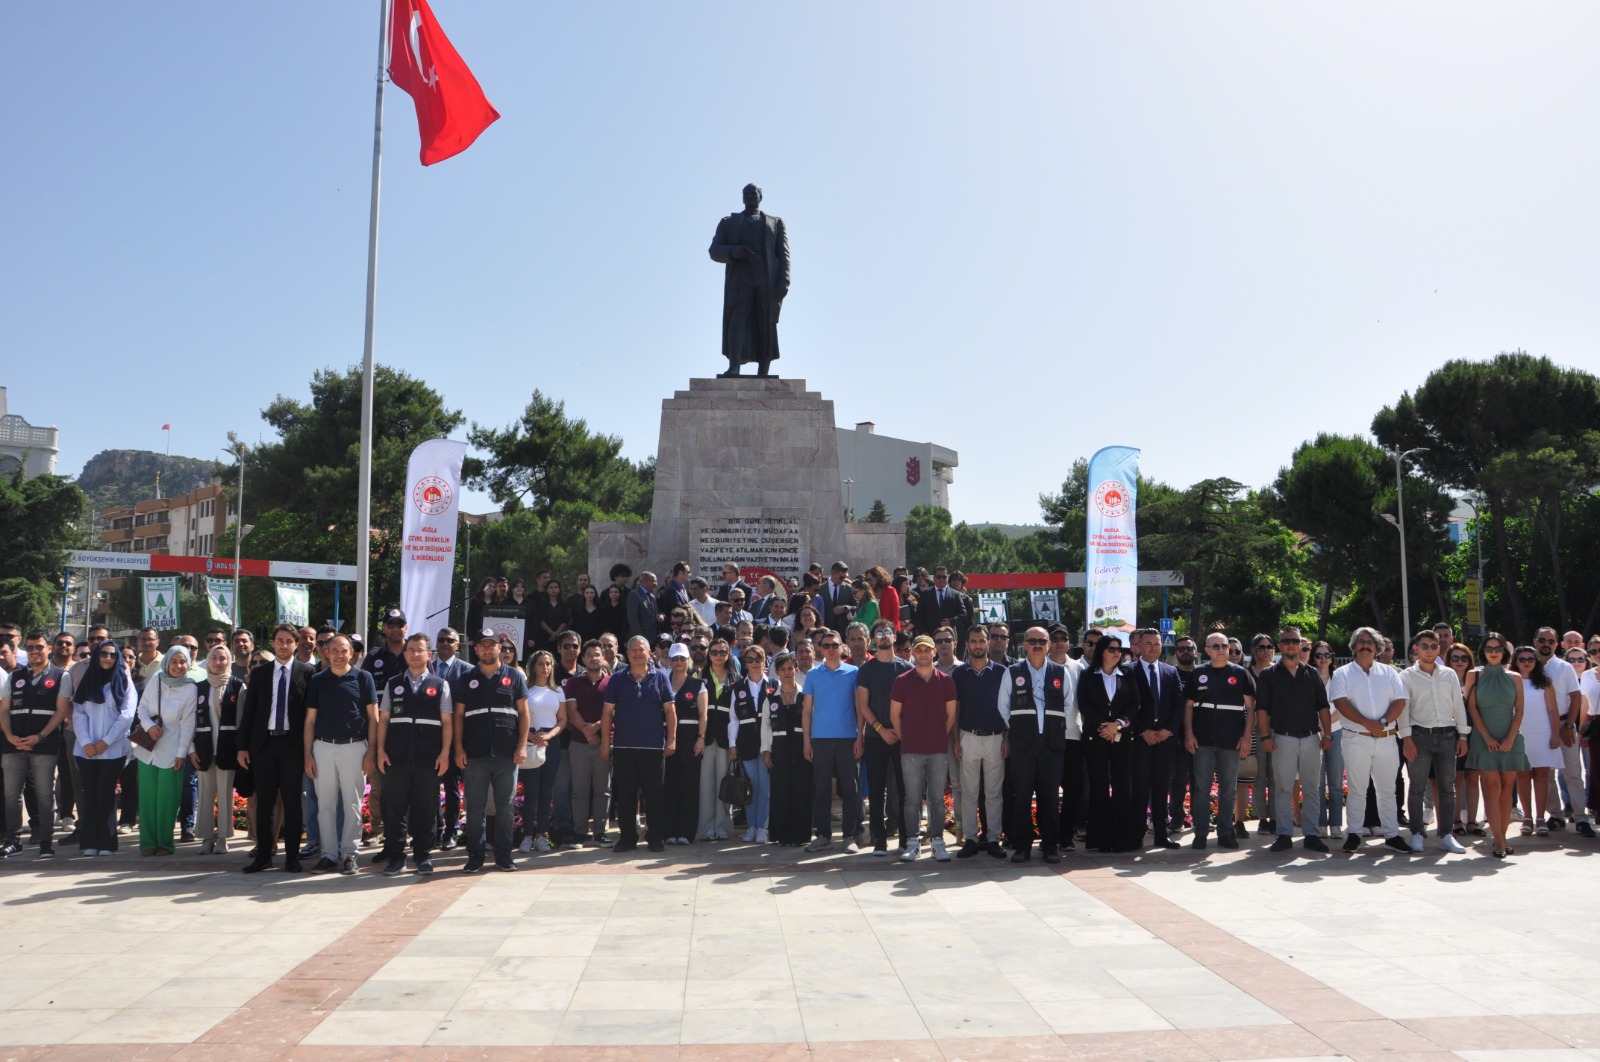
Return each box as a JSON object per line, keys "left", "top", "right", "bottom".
{"left": 599, "top": 635, "right": 676, "bottom": 854}
{"left": 303, "top": 635, "right": 379, "bottom": 876}
{"left": 802, "top": 630, "right": 861, "bottom": 853}
{"left": 952, "top": 625, "right": 1009, "bottom": 858}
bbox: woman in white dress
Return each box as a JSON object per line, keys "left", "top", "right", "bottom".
{"left": 1512, "top": 645, "right": 1562, "bottom": 836}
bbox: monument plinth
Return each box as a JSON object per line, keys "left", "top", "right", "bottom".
{"left": 588, "top": 377, "right": 905, "bottom": 584}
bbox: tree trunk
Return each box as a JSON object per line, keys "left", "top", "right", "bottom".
{"left": 1430, "top": 569, "right": 1450, "bottom": 631}
{"left": 1317, "top": 582, "right": 1334, "bottom": 643}
{"left": 1535, "top": 488, "right": 1572, "bottom": 627}
{"left": 1189, "top": 567, "right": 1207, "bottom": 640}
{"left": 1366, "top": 584, "right": 1386, "bottom": 631}
{"left": 1487, "top": 494, "right": 1528, "bottom": 639}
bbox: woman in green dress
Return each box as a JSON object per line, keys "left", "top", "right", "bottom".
{"left": 1464, "top": 632, "right": 1527, "bottom": 859}
{"left": 851, "top": 579, "right": 879, "bottom": 629}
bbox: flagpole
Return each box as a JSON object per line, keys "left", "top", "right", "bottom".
{"left": 355, "top": 0, "right": 391, "bottom": 639}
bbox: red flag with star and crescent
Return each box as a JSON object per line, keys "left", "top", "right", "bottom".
{"left": 387, "top": 0, "right": 500, "bottom": 166}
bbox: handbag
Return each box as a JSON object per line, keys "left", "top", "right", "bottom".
{"left": 719, "top": 759, "right": 753, "bottom": 806}
{"left": 1236, "top": 752, "right": 1259, "bottom": 783}
{"left": 129, "top": 680, "right": 163, "bottom": 752}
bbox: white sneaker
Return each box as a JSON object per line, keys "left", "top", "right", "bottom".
{"left": 1437, "top": 835, "right": 1467, "bottom": 854}
{"left": 534, "top": 836, "right": 552, "bottom": 853}
{"left": 518, "top": 836, "right": 534, "bottom": 853}
{"left": 755, "top": 829, "right": 768, "bottom": 843}
{"left": 899, "top": 840, "right": 920, "bottom": 862}
{"left": 79, "top": 849, "right": 100, "bottom": 857}
{"left": 1409, "top": 833, "right": 1425, "bottom": 853}
{"left": 740, "top": 829, "right": 756, "bottom": 843}
{"left": 932, "top": 841, "right": 950, "bottom": 862}
{"left": 804, "top": 837, "right": 832, "bottom": 852}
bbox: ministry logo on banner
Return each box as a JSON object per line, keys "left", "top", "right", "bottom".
{"left": 143, "top": 576, "right": 181, "bottom": 631}
{"left": 1086, "top": 445, "right": 1141, "bottom": 633}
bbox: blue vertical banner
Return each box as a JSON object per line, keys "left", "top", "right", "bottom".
{"left": 1085, "top": 445, "right": 1140, "bottom": 634}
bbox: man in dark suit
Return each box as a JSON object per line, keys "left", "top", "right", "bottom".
{"left": 914, "top": 567, "right": 964, "bottom": 638}
{"left": 1130, "top": 627, "right": 1184, "bottom": 849}
{"left": 628, "top": 572, "right": 661, "bottom": 643}
{"left": 236, "top": 623, "right": 315, "bottom": 873}
{"left": 814, "top": 562, "right": 855, "bottom": 635}
{"left": 708, "top": 183, "right": 790, "bottom": 378}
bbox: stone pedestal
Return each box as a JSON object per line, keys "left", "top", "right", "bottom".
{"left": 588, "top": 377, "right": 905, "bottom": 584}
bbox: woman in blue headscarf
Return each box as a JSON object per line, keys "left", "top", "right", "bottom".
{"left": 71, "top": 639, "right": 137, "bottom": 856}
{"left": 130, "top": 645, "right": 199, "bottom": 856}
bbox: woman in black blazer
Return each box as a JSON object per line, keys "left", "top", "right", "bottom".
{"left": 1078, "top": 634, "right": 1141, "bottom": 852}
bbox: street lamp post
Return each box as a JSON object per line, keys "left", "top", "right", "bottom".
{"left": 231, "top": 441, "right": 247, "bottom": 628}
{"left": 1385, "top": 446, "right": 1430, "bottom": 648}
{"left": 842, "top": 477, "right": 854, "bottom": 520}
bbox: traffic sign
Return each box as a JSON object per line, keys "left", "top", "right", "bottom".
{"left": 1159, "top": 617, "right": 1174, "bottom": 633}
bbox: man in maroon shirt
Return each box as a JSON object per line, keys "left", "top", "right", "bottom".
{"left": 890, "top": 635, "right": 958, "bottom": 862}
{"left": 562, "top": 640, "right": 612, "bottom": 845}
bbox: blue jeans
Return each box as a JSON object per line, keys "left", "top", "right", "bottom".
{"left": 1320, "top": 731, "right": 1345, "bottom": 832}
{"left": 742, "top": 755, "right": 770, "bottom": 833}
{"left": 465, "top": 756, "right": 516, "bottom": 857}
{"left": 1192, "top": 745, "right": 1241, "bottom": 840}
{"left": 180, "top": 762, "right": 198, "bottom": 828}
{"left": 517, "top": 740, "right": 562, "bottom": 838}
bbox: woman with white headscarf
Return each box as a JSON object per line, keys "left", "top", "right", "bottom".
{"left": 131, "top": 645, "right": 199, "bottom": 856}
{"left": 190, "top": 644, "right": 245, "bottom": 854}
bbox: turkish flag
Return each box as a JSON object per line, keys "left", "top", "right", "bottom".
{"left": 388, "top": 0, "right": 500, "bottom": 166}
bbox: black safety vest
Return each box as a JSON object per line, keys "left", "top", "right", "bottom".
{"left": 192, "top": 677, "right": 243, "bottom": 771}
{"left": 384, "top": 672, "right": 449, "bottom": 766}
{"left": 8, "top": 665, "right": 65, "bottom": 755}
{"left": 732, "top": 679, "right": 777, "bottom": 760}
{"left": 459, "top": 666, "right": 522, "bottom": 759}
{"left": 1188, "top": 664, "right": 1252, "bottom": 748}
{"left": 1006, "top": 661, "right": 1069, "bottom": 753}
{"left": 770, "top": 690, "right": 804, "bottom": 745}
{"left": 671, "top": 675, "right": 704, "bottom": 749}
{"left": 704, "top": 670, "right": 736, "bottom": 749}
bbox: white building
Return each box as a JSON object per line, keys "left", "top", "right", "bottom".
{"left": 834, "top": 421, "right": 958, "bottom": 522}
{"left": 0, "top": 386, "right": 59, "bottom": 478}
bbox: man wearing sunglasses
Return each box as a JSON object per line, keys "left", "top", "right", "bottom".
{"left": 1000, "top": 627, "right": 1072, "bottom": 863}
{"left": 802, "top": 631, "right": 862, "bottom": 852}
{"left": 1185, "top": 633, "right": 1255, "bottom": 850}
{"left": 0, "top": 631, "right": 70, "bottom": 858}
{"left": 1329, "top": 627, "right": 1411, "bottom": 854}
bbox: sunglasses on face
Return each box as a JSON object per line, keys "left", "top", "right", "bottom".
{"left": 1024, "top": 638, "right": 1048, "bottom": 646}
{"left": 1314, "top": 652, "right": 1333, "bottom": 659}
{"left": 935, "top": 638, "right": 953, "bottom": 645}
{"left": 1448, "top": 654, "right": 1470, "bottom": 664}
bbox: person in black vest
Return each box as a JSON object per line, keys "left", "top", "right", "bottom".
{"left": 766, "top": 651, "right": 811, "bottom": 846}
{"left": 1184, "top": 632, "right": 1256, "bottom": 850}
{"left": 1002, "top": 626, "right": 1070, "bottom": 863}
{"left": 453, "top": 629, "right": 530, "bottom": 873}
{"left": 1129, "top": 628, "right": 1185, "bottom": 850}
{"left": 660, "top": 642, "right": 706, "bottom": 845}
{"left": 1079, "top": 633, "right": 1141, "bottom": 853}
{"left": 237, "top": 624, "right": 315, "bottom": 873}
{"left": 0, "top": 629, "right": 71, "bottom": 858}
{"left": 191, "top": 644, "right": 244, "bottom": 855}
{"left": 600, "top": 635, "right": 678, "bottom": 854}
{"left": 376, "top": 633, "right": 454, "bottom": 876}
{"left": 730, "top": 645, "right": 777, "bottom": 842}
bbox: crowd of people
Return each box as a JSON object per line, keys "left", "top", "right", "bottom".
{"left": 2, "top": 559, "right": 1597, "bottom": 875}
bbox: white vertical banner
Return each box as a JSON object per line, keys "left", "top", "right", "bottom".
{"left": 143, "top": 576, "right": 181, "bottom": 631}
{"left": 401, "top": 438, "right": 468, "bottom": 635}
{"left": 976, "top": 593, "right": 1008, "bottom": 624}
{"left": 1086, "top": 445, "right": 1140, "bottom": 634}
{"left": 276, "top": 583, "right": 311, "bottom": 627}
{"left": 205, "top": 577, "right": 235, "bottom": 624}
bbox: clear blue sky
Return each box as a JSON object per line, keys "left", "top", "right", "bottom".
{"left": 5, "top": 3, "right": 1596, "bottom": 527}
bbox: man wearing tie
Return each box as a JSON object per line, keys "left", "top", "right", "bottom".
{"left": 237, "top": 624, "right": 315, "bottom": 873}
{"left": 1130, "top": 627, "right": 1185, "bottom": 850}
{"left": 914, "top": 567, "right": 964, "bottom": 639}
{"left": 814, "top": 562, "right": 855, "bottom": 635}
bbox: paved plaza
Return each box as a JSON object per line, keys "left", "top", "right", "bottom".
{"left": 1, "top": 830, "right": 1599, "bottom": 1060}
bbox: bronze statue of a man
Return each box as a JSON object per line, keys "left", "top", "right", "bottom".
{"left": 708, "top": 183, "right": 790, "bottom": 378}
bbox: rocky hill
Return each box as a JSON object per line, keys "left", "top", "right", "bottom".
{"left": 75, "top": 449, "right": 216, "bottom": 510}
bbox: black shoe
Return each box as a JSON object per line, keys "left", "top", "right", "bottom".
{"left": 1270, "top": 836, "right": 1293, "bottom": 852}
{"left": 311, "top": 856, "right": 338, "bottom": 874}
{"left": 1578, "top": 822, "right": 1596, "bottom": 838}
{"left": 612, "top": 840, "right": 638, "bottom": 853}
{"left": 1384, "top": 835, "right": 1412, "bottom": 854}
{"left": 242, "top": 856, "right": 272, "bottom": 874}
{"left": 1010, "top": 850, "right": 1030, "bottom": 863}
{"left": 1303, "top": 836, "right": 1330, "bottom": 853}
{"left": 495, "top": 856, "right": 517, "bottom": 872}
{"left": 284, "top": 858, "right": 303, "bottom": 873}
{"left": 37, "top": 847, "right": 54, "bottom": 859}
{"left": 1060, "top": 838, "right": 1076, "bottom": 852}
{"left": 0, "top": 841, "right": 21, "bottom": 857}
{"left": 647, "top": 838, "right": 665, "bottom": 853}
{"left": 180, "top": 827, "right": 196, "bottom": 844}
{"left": 416, "top": 859, "right": 434, "bottom": 875}
{"left": 369, "top": 850, "right": 390, "bottom": 866}
{"left": 1342, "top": 833, "right": 1362, "bottom": 852}
{"left": 462, "top": 854, "right": 484, "bottom": 874}
{"left": 1158, "top": 838, "right": 1182, "bottom": 850}
{"left": 1548, "top": 817, "right": 1566, "bottom": 831}
{"left": 1257, "top": 820, "right": 1274, "bottom": 835}
{"left": 382, "top": 857, "right": 407, "bottom": 877}
{"left": 58, "top": 831, "right": 80, "bottom": 847}
{"left": 986, "top": 842, "right": 1007, "bottom": 859}
{"left": 440, "top": 832, "right": 458, "bottom": 851}
{"left": 956, "top": 841, "right": 981, "bottom": 859}
{"left": 1191, "top": 836, "right": 1206, "bottom": 850}
{"left": 1218, "top": 835, "right": 1240, "bottom": 850}
{"left": 1042, "top": 851, "right": 1061, "bottom": 864}
{"left": 1396, "top": 812, "right": 1410, "bottom": 828}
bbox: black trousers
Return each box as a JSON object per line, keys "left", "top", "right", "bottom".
{"left": 662, "top": 742, "right": 700, "bottom": 841}
{"left": 611, "top": 748, "right": 663, "bottom": 844}
{"left": 1135, "top": 735, "right": 1180, "bottom": 844}
{"left": 1169, "top": 745, "right": 1194, "bottom": 827}
{"left": 1009, "top": 745, "right": 1063, "bottom": 855}
{"left": 381, "top": 761, "right": 438, "bottom": 861}
{"left": 76, "top": 756, "right": 122, "bottom": 852}
{"left": 769, "top": 739, "right": 812, "bottom": 845}
{"left": 251, "top": 735, "right": 304, "bottom": 860}
{"left": 437, "top": 760, "right": 462, "bottom": 838}
{"left": 1085, "top": 735, "right": 1137, "bottom": 852}
{"left": 1056, "top": 739, "right": 1083, "bottom": 847}
{"left": 118, "top": 758, "right": 140, "bottom": 825}
{"left": 862, "top": 730, "right": 904, "bottom": 844}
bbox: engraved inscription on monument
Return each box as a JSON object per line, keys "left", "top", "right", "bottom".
{"left": 694, "top": 511, "right": 807, "bottom": 582}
